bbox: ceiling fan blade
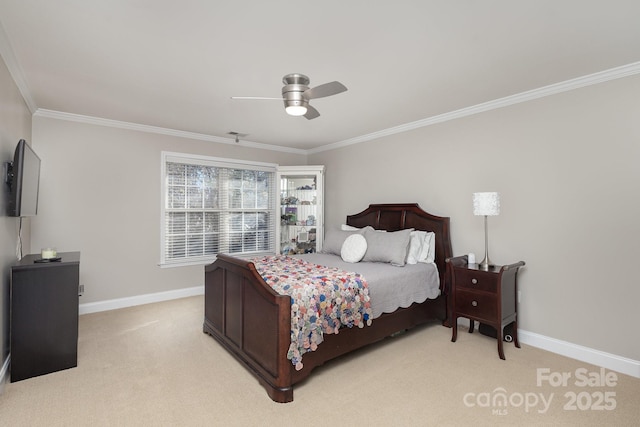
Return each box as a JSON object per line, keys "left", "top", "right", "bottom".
{"left": 230, "top": 96, "right": 283, "bottom": 100}
{"left": 304, "top": 105, "right": 320, "bottom": 120}
{"left": 303, "top": 81, "right": 347, "bottom": 99}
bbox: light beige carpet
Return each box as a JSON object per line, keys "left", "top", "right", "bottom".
{"left": 0, "top": 296, "right": 638, "bottom": 426}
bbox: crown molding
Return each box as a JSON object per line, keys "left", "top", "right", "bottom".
{"left": 0, "top": 21, "right": 37, "bottom": 113}
{"left": 33, "top": 109, "right": 308, "bottom": 155}
{"left": 38, "top": 56, "right": 640, "bottom": 156}
{"left": 5, "top": 4, "right": 639, "bottom": 158}
{"left": 0, "top": 20, "right": 304, "bottom": 154}
{"left": 308, "top": 61, "right": 640, "bottom": 154}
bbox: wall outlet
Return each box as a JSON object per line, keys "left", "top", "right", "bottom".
{"left": 78, "top": 284, "right": 85, "bottom": 296}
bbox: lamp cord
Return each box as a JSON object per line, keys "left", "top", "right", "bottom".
{"left": 16, "top": 217, "right": 23, "bottom": 260}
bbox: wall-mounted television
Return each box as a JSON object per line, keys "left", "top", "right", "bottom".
{"left": 6, "top": 139, "right": 41, "bottom": 217}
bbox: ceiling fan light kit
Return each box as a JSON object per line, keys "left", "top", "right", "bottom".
{"left": 285, "top": 104, "right": 307, "bottom": 116}
{"left": 232, "top": 73, "right": 347, "bottom": 120}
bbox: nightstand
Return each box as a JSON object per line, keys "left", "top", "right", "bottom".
{"left": 446, "top": 255, "right": 525, "bottom": 360}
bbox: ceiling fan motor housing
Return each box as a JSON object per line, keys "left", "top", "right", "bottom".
{"left": 282, "top": 73, "right": 310, "bottom": 86}
{"left": 282, "top": 73, "right": 310, "bottom": 109}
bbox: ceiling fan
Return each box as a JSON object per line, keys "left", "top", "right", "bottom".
{"left": 231, "top": 73, "right": 347, "bottom": 120}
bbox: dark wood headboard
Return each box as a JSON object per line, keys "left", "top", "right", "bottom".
{"left": 346, "top": 203, "right": 453, "bottom": 292}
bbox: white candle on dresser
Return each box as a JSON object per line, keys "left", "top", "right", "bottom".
{"left": 41, "top": 248, "right": 57, "bottom": 259}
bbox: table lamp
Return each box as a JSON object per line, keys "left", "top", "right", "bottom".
{"left": 473, "top": 192, "right": 500, "bottom": 270}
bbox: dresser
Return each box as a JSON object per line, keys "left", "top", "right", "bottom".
{"left": 10, "top": 252, "right": 80, "bottom": 381}
{"left": 447, "top": 255, "right": 525, "bottom": 359}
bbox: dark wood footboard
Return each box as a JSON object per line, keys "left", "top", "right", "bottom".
{"left": 203, "top": 254, "right": 294, "bottom": 402}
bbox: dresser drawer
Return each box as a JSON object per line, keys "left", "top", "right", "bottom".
{"left": 455, "top": 289, "right": 496, "bottom": 322}
{"left": 454, "top": 268, "right": 497, "bottom": 293}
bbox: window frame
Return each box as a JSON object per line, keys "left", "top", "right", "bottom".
{"left": 160, "top": 151, "right": 278, "bottom": 268}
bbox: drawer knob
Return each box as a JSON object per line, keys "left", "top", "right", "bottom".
{"left": 472, "top": 300, "right": 478, "bottom": 307}
{"left": 471, "top": 278, "right": 478, "bottom": 285}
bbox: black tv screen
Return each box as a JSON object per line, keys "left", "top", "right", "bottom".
{"left": 7, "top": 139, "right": 41, "bottom": 217}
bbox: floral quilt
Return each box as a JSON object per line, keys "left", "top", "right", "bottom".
{"left": 251, "top": 255, "right": 372, "bottom": 370}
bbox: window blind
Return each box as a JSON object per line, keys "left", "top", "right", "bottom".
{"left": 161, "top": 152, "right": 277, "bottom": 266}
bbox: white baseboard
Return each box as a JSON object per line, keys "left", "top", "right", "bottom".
{"left": 0, "top": 355, "right": 10, "bottom": 394}
{"left": 456, "top": 319, "right": 639, "bottom": 378}
{"left": 518, "top": 330, "right": 640, "bottom": 379}
{"left": 78, "top": 285, "right": 204, "bottom": 315}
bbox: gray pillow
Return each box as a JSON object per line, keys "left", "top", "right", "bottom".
{"left": 321, "top": 227, "right": 370, "bottom": 255}
{"left": 362, "top": 228, "right": 413, "bottom": 266}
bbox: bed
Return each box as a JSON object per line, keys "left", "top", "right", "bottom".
{"left": 203, "top": 203, "right": 453, "bottom": 403}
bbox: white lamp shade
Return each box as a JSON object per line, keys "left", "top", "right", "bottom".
{"left": 473, "top": 192, "right": 500, "bottom": 216}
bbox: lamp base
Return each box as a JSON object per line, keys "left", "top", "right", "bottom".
{"left": 478, "top": 254, "right": 492, "bottom": 271}
{"left": 479, "top": 215, "right": 493, "bottom": 270}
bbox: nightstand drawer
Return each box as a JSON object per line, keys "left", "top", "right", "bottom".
{"left": 455, "top": 289, "right": 496, "bottom": 321}
{"left": 454, "top": 269, "right": 497, "bottom": 293}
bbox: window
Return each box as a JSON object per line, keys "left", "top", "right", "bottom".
{"left": 161, "top": 152, "right": 277, "bottom": 267}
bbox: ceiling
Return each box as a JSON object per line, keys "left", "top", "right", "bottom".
{"left": 1, "top": 1, "right": 639, "bottom": 153}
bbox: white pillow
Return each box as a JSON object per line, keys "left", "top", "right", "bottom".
{"left": 406, "top": 231, "right": 426, "bottom": 264}
{"left": 417, "top": 232, "right": 436, "bottom": 264}
{"left": 341, "top": 234, "right": 368, "bottom": 263}
{"left": 341, "top": 224, "right": 360, "bottom": 231}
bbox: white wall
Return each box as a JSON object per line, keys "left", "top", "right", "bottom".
{"left": 30, "top": 117, "right": 306, "bottom": 305}
{"left": 309, "top": 74, "right": 640, "bottom": 362}
{"left": 0, "top": 56, "right": 32, "bottom": 383}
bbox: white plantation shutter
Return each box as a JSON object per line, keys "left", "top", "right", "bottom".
{"left": 161, "top": 152, "right": 277, "bottom": 266}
